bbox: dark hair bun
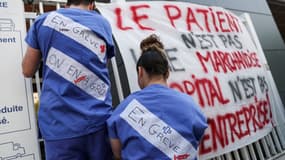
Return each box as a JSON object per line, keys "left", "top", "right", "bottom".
{"left": 140, "top": 34, "right": 164, "bottom": 52}
{"left": 137, "top": 34, "right": 169, "bottom": 78}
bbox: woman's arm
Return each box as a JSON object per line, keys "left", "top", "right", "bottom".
{"left": 110, "top": 138, "right": 122, "bottom": 160}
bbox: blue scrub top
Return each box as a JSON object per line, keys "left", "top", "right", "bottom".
{"left": 108, "top": 84, "right": 208, "bottom": 160}
{"left": 26, "top": 8, "right": 114, "bottom": 140}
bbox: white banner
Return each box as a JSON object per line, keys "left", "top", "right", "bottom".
{"left": 97, "top": 1, "right": 285, "bottom": 159}
{"left": 0, "top": 0, "right": 41, "bottom": 159}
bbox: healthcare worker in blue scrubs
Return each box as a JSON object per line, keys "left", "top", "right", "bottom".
{"left": 107, "top": 34, "right": 208, "bottom": 160}
{"left": 22, "top": 0, "right": 114, "bottom": 159}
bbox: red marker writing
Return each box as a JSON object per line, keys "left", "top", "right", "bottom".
{"left": 174, "top": 153, "right": 190, "bottom": 160}
{"left": 74, "top": 75, "right": 87, "bottom": 84}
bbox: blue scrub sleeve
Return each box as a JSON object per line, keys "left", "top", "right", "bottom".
{"left": 193, "top": 111, "right": 208, "bottom": 142}
{"left": 25, "top": 20, "right": 40, "bottom": 50}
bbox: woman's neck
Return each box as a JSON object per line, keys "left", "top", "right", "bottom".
{"left": 69, "top": 4, "right": 89, "bottom": 10}
{"left": 145, "top": 78, "right": 167, "bottom": 88}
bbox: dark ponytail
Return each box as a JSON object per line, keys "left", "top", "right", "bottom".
{"left": 137, "top": 34, "right": 169, "bottom": 78}
{"left": 67, "top": 0, "right": 94, "bottom": 6}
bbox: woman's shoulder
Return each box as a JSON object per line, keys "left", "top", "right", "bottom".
{"left": 112, "top": 91, "right": 141, "bottom": 113}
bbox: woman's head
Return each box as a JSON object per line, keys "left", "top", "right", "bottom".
{"left": 66, "top": 0, "right": 95, "bottom": 10}
{"left": 136, "top": 34, "right": 169, "bottom": 89}
{"left": 67, "top": 0, "right": 94, "bottom": 5}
